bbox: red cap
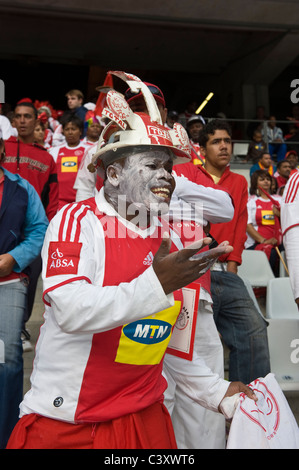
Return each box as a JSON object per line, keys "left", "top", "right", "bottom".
{"left": 17, "top": 97, "right": 33, "bottom": 104}
{"left": 285, "top": 150, "right": 298, "bottom": 158}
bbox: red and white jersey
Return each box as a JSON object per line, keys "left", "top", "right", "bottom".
{"left": 74, "top": 143, "right": 103, "bottom": 201}
{"left": 281, "top": 170, "right": 299, "bottom": 235}
{"left": 281, "top": 171, "right": 299, "bottom": 300}
{"left": 81, "top": 137, "right": 98, "bottom": 146}
{"left": 48, "top": 116, "right": 60, "bottom": 132}
{"left": 20, "top": 188, "right": 183, "bottom": 423}
{"left": 44, "top": 128, "right": 53, "bottom": 147}
{"left": 49, "top": 143, "right": 88, "bottom": 209}
{"left": 246, "top": 195, "right": 281, "bottom": 248}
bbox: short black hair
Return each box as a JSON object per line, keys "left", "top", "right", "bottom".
{"left": 277, "top": 160, "right": 291, "bottom": 169}
{"left": 15, "top": 102, "right": 38, "bottom": 119}
{"left": 259, "top": 152, "right": 271, "bottom": 160}
{"left": 198, "top": 119, "right": 232, "bottom": 147}
{"left": 61, "top": 114, "right": 84, "bottom": 133}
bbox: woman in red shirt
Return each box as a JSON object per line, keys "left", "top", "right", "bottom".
{"left": 246, "top": 169, "right": 283, "bottom": 275}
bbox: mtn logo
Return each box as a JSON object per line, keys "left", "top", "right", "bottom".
{"left": 123, "top": 319, "right": 172, "bottom": 344}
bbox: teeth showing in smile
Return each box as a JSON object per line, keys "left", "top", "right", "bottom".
{"left": 151, "top": 187, "right": 170, "bottom": 199}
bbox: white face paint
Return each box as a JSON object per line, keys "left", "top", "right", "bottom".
{"left": 105, "top": 149, "right": 175, "bottom": 220}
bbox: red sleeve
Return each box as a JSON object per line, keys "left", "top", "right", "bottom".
{"left": 211, "top": 175, "right": 248, "bottom": 265}
{"left": 224, "top": 178, "right": 248, "bottom": 264}
{"left": 173, "top": 162, "right": 201, "bottom": 183}
{"left": 44, "top": 157, "right": 59, "bottom": 221}
{"left": 174, "top": 162, "right": 232, "bottom": 197}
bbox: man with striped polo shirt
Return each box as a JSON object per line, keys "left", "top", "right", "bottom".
{"left": 7, "top": 73, "right": 256, "bottom": 449}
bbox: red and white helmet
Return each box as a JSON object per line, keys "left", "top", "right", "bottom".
{"left": 90, "top": 71, "right": 191, "bottom": 172}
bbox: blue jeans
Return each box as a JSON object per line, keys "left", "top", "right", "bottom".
{"left": 211, "top": 271, "right": 271, "bottom": 384}
{"left": 0, "top": 280, "right": 27, "bottom": 448}
{"left": 268, "top": 143, "right": 287, "bottom": 162}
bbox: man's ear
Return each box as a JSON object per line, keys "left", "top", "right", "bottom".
{"left": 106, "top": 163, "right": 122, "bottom": 187}
{"left": 200, "top": 146, "right": 206, "bottom": 158}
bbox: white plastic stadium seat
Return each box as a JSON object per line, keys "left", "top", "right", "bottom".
{"left": 233, "top": 143, "right": 249, "bottom": 157}
{"left": 267, "top": 318, "right": 299, "bottom": 391}
{"left": 279, "top": 250, "right": 288, "bottom": 277}
{"left": 266, "top": 277, "right": 299, "bottom": 319}
{"left": 238, "top": 250, "right": 274, "bottom": 288}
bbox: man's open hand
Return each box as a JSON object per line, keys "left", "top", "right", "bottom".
{"left": 152, "top": 234, "right": 233, "bottom": 295}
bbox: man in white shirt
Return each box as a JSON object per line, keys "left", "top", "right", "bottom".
{"left": 281, "top": 170, "right": 299, "bottom": 307}
{"left": 73, "top": 74, "right": 237, "bottom": 449}
{"left": 7, "top": 74, "right": 256, "bottom": 450}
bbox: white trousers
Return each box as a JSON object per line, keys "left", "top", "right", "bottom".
{"left": 163, "top": 301, "right": 227, "bottom": 449}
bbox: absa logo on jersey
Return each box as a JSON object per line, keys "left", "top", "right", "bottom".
{"left": 46, "top": 241, "right": 82, "bottom": 277}
{"left": 123, "top": 319, "right": 172, "bottom": 344}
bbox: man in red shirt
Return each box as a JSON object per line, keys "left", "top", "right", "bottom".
{"left": 198, "top": 119, "right": 271, "bottom": 384}
{"left": 4, "top": 102, "right": 58, "bottom": 221}
{"left": 274, "top": 160, "right": 291, "bottom": 190}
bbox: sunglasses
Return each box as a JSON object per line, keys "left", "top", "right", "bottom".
{"left": 125, "top": 85, "right": 164, "bottom": 103}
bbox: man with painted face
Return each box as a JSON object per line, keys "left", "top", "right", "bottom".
{"left": 73, "top": 73, "right": 242, "bottom": 449}
{"left": 7, "top": 76, "right": 256, "bottom": 450}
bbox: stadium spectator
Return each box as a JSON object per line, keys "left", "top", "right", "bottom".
{"left": 250, "top": 152, "right": 276, "bottom": 177}
{"left": 0, "top": 132, "right": 48, "bottom": 448}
